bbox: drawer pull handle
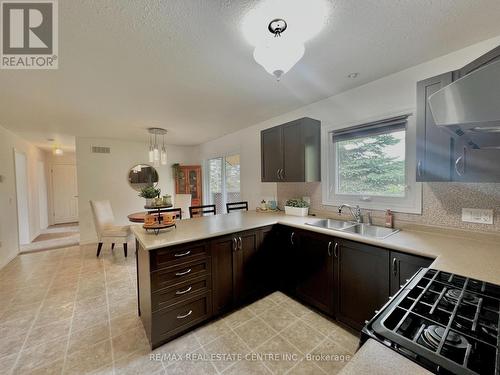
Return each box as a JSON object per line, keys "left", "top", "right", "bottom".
{"left": 177, "top": 310, "right": 193, "bottom": 319}
{"left": 175, "top": 268, "right": 192, "bottom": 276}
{"left": 174, "top": 250, "right": 191, "bottom": 257}
{"left": 175, "top": 286, "right": 192, "bottom": 295}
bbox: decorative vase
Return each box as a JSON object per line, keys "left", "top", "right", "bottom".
{"left": 284, "top": 206, "right": 309, "bottom": 217}
{"left": 145, "top": 198, "right": 153, "bottom": 207}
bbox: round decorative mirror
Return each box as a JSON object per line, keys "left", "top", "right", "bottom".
{"left": 128, "top": 164, "right": 159, "bottom": 191}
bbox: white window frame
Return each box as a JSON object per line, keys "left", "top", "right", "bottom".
{"left": 322, "top": 110, "right": 422, "bottom": 214}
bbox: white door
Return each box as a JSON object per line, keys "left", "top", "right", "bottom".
{"left": 52, "top": 164, "right": 79, "bottom": 224}
{"left": 14, "top": 151, "right": 30, "bottom": 245}
{"left": 37, "top": 160, "right": 48, "bottom": 229}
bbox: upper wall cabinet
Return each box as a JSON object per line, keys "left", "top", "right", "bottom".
{"left": 416, "top": 72, "right": 454, "bottom": 182}
{"left": 261, "top": 118, "right": 321, "bottom": 182}
{"left": 416, "top": 46, "right": 500, "bottom": 182}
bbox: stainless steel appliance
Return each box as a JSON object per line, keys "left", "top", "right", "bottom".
{"left": 362, "top": 268, "right": 500, "bottom": 374}
{"left": 429, "top": 59, "right": 500, "bottom": 149}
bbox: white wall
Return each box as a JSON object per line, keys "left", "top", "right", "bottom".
{"left": 0, "top": 125, "right": 47, "bottom": 269}
{"left": 199, "top": 35, "right": 500, "bottom": 209}
{"left": 76, "top": 137, "right": 200, "bottom": 244}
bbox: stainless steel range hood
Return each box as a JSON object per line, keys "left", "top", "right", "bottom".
{"left": 428, "top": 59, "right": 500, "bottom": 149}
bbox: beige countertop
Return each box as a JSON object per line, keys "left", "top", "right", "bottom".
{"left": 132, "top": 210, "right": 500, "bottom": 374}
{"left": 338, "top": 339, "right": 433, "bottom": 375}
{"left": 132, "top": 210, "right": 500, "bottom": 284}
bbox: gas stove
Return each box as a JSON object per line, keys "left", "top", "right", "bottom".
{"left": 361, "top": 268, "right": 500, "bottom": 374}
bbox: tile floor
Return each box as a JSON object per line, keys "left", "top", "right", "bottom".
{"left": 0, "top": 243, "right": 358, "bottom": 374}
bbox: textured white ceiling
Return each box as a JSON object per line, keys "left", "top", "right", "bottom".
{"left": 1, "top": 0, "right": 500, "bottom": 149}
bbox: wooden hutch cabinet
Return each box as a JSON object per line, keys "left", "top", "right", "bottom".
{"left": 175, "top": 165, "right": 202, "bottom": 206}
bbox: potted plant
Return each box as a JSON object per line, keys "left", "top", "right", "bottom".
{"left": 284, "top": 198, "right": 310, "bottom": 217}
{"left": 139, "top": 186, "right": 161, "bottom": 206}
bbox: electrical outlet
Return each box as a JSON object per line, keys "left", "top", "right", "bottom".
{"left": 461, "top": 208, "right": 494, "bottom": 224}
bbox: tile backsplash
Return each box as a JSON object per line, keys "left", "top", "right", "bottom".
{"left": 277, "top": 182, "right": 500, "bottom": 233}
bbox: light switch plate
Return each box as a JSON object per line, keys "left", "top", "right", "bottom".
{"left": 461, "top": 208, "right": 494, "bottom": 224}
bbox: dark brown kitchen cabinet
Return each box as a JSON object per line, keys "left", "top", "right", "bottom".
{"left": 416, "top": 72, "right": 454, "bottom": 182}
{"left": 274, "top": 225, "right": 297, "bottom": 293}
{"left": 211, "top": 234, "right": 235, "bottom": 315}
{"left": 452, "top": 138, "right": 500, "bottom": 182}
{"left": 335, "top": 239, "right": 390, "bottom": 331}
{"left": 211, "top": 228, "right": 271, "bottom": 316}
{"left": 261, "top": 118, "right": 321, "bottom": 182}
{"left": 295, "top": 230, "right": 334, "bottom": 315}
{"left": 389, "top": 251, "right": 432, "bottom": 296}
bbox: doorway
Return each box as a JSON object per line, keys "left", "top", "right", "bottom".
{"left": 206, "top": 154, "right": 241, "bottom": 214}
{"left": 14, "top": 151, "right": 30, "bottom": 245}
{"left": 51, "top": 164, "right": 79, "bottom": 224}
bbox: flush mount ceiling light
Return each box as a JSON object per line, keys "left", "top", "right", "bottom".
{"left": 147, "top": 128, "right": 168, "bottom": 166}
{"left": 242, "top": 0, "right": 330, "bottom": 80}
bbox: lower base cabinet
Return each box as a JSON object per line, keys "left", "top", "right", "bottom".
{"left": 138, "top": 224, "right": 434, "bottom": 348}
{"left": 295, "top": 230, "right": 334, "bottom": 315}
{"left": 335, "top": 239, "right": 390, "bottom": 331}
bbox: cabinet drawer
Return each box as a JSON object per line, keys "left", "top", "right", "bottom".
{"left": 151, "top": 292, "right": 212, "bottom": 344}
{"left": 151, "top": 257, "right": 211, "bottom": 290}
{"left": 151, "top": 242, "right": 209, "bottom": 271}
{"left": 152, "top": 275, "right": 211, "bottom": 312}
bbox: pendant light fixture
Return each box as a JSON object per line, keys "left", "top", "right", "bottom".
{"left": 147, "top": 128, "right": 168, "bottom": 166}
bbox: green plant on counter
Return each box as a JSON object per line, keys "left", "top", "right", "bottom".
{"left": 139, "top": 186, "right": 161, "bottom": 199}
{"left": 285, "top": 198, "right": 309, "bottom": 208}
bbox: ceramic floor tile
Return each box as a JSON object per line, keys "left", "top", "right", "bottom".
{"left": 280, "top": 320, "right": 325, "bottom": 355}
{"left": 152, "top": 332, "right": 200, "bottom": 367}
{"left": 0, "top": 353, "right": 19, "bottom": 374}
{"left": 111, "top": 326, "right": 150, "bottom": 361}
{"left": 221, "top": 307, "right": 255, "bottom": 329}
{"left": 202, "top": 331, "right": 249, "bottom": 372}
{"left": 68, "top": 320, "right": 110, "bottom": 354}
{"left": 258, "top": 305, "right": 298, "bottom": 333}
{"left": 114, "top": 348, "right": 164, "bottom": 375}
{"left": 0, "top": 333, "right": 28, "bottom": 358}
{"left": 285, "top": 358, "right": 327, "bottom": 375}
{"left": 14, "top": 337, "right": 67, "bottom": 374}
{"left": 63, "top": 339, "right": 113, "bottom": 375}
{"left": 164, "top": 349, "right": 217, "bottom": 375}
{"left": 253, "top": 335, "right": 304, "bottom": 374}
{"left": 24, "top": 318, "right": 71, "bottom": 349}
{"left": 194, "top": 319, "right": 231, "bottom": 346}
{"left": 110, "top": 312, "right": 142, "bottom": 338}
{"left": 222, "top": 359, "right": 273, "bottom": 375}
{"left": 233, "top": 317, "right": 276, "bottom": 350}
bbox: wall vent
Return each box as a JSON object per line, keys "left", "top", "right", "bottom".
{"left": 91, "top": 146, "right": 111, "bottom": 154}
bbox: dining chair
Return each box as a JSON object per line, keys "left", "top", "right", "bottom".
{"left": 189, "top": 204, "right": 216, "bottom": 218}
{"left": 174, "top": 194, "right": 192, "bottom": 220}
{"left": 90, "top": 200, "right": 132, "bottom": 257}
{"left": 226, "top": 201, "right": 249, "bottom": 213}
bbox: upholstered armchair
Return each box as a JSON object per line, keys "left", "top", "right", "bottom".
{"left": 89, "top": 200, "right": 132, "bottom": 257}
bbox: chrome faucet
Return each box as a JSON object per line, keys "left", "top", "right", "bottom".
{"left": 338, "top": 204, "right": 363, "bottom": 223}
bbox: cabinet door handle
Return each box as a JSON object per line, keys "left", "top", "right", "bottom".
{"left": 455, "top": 155, "right": 465, "bottom": 176}
{"left": 232, "top": 237, "right": 237, "bottom": 252}
{"left": 175, "top": 286, "right": 192, "bottom": 295}
{"left": 280, "top": 169, "right": 285, "bottom": 180}
{"left": 333, "top": 242, "right": 339, "bottom": 258}
{"left": 238, "top": 236, "right": 242, "bottom": 250}
{"left": 392, "top": 257, "right": 398, "bottom": 276}
{"left": 417, "top": 160, "right": 422, "bottom": 177}
{"left": 175, "top": 268, "right": 192, "bottom": 276}
{"left": 177, "top": 310, "right": 193, "bottom": 319}
{"left": 276, "top": 169, "right": 281, "bottom": 180}
{"left": 327, "top": 241, "right": 333, "bottom": 257}
{"left": 174, "top": 250, "right": 191, "bottom": 257}
{"left": 290, "top": 232, "right": 295, "bottom": 246}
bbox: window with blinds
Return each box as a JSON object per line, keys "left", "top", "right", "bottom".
{"left": 324, "top": 113, "right": 421, "bottom": 214}
{"left": 332, "top": 115, "right": 408, "bottom": 197}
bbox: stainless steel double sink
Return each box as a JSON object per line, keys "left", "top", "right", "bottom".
{"left": 305, "top": 219, "right": 399, "bottom": 239}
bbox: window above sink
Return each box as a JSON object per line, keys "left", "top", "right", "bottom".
{"left": 322, "top": 112, "right": 422, "bottom": 214}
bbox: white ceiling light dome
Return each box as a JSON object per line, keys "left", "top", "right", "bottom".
{"left": 241, "top": 0, "right": 330, "bottom": 47}
{"left": 242, "top": 0, "right": 330, "bottom": 80}
{"left": 253, "top": 38, "right": 305, "bottom": 80}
